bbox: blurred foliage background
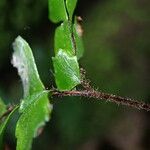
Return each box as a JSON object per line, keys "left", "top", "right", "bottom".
{"left": 0, "top": 0, "right": 150, "bottom": 149}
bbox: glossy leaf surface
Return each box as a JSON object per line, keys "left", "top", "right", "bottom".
{"left": 16, "top": 91, "right": 51, "bottom": 150}
{"left": 48, "top": 0, "right": 82, "bottom": 91}
{"left": 66, "top": 0, "right": 77, "bottom": 19}
{"left": 48, "top": 0, "right": 68, "bottom": 23}
{"left": 12, "top": 36, "right": 52, "bottom": 150}
{"left": 53, "top": 49, "right": 80, "bottom": 91}
{"left": 54, "top": 21, "right": 75, "bottom": 56}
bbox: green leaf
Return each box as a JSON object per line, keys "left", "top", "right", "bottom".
{"left": 73, "top": 17, "right": 84, "bottom": 59}
{"left": 12, "top": 36, "right": 52, "bottom": 150}
{"left": 0, "top": 97, "right": 7, "bottom": 149}
{"left": 19, "top": 91, "right": 49, "bottom": 113}
{"left": 48, "top": 0, "right": 68, "bottom": 23}
{"left": 52, "top": 49, "right": 80, "bottom": 91}
{"left": 16, "top": 91, "right": 52, "bottom": 150}
{"left": 66, "top": 0, "right": 78, "bottom": 20}
{"left": 54, "top": 21, "right": 75, "bottom": 56}
{"left": 0, "top": 106, "right": 19, "bottom": 149}
{"left": 0, "top": 98, "right": 6, "bottom": 117}
{"left": 12, "top": 36, "right": 44, "bottom": 98}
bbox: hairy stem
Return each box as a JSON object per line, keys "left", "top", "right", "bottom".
{"left": 52, "top": 90, "right": 150, "bottom": 111}
{"left": 1, "top": 89, "right": 149, "bottom": 121}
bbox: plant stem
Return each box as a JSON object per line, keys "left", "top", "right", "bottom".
{"left": 1, "top": 89, "right": 149, "bottom": 121}
{"left": 52, "top": 90, "right": 150, "bottom": 111}
{"left": 0, "top": 105, "right": 15, "bottom": 121}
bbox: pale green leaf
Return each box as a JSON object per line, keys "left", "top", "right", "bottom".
{"left": 52, "top": 49, "right": 80, "bottom": 91}
{"left": 12, "top": 36, "right": 44, "bottom": 98}
{"left": 12, "top": 36, "right": 52, "bottom": 150}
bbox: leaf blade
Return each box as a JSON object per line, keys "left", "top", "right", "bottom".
{"left": 0, "top": 105, "right": 19, "bottom": 149}
{"left": 12, "top": 36, "right": 52, "bottom": 150}
{"left": 66, "top": 0, "right": 78, "bottom": 20}
{"left": 0, "top": 98, "right": 6, "bottom": 117}
{"left": 16, "top": 91, "right": 52, "bottom": 150}
{"left": 73, "top": 17, "right": 84, "bottom": 59}
{"left": 12, "top": 36, "right": 44, "bottom": 98}
{"left": 53, "top": 49, "right": 80, "bottom": 91}
{"left": 54, "top": 21, "right": 75, "bottom": 56}
{"left": 48, "top": 0, "right": 68, "bottom": 23}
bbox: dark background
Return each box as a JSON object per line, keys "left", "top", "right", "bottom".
{"left": 0, "top": 0, "right": 150, "bottom": 149}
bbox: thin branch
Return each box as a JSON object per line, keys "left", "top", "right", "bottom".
{"left": 52, "top": 89, "right": 150, "bottom": 111}
{"left": 1, "top": 87, "right": 149, "bottom": 121}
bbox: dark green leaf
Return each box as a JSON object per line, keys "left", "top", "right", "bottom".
{"left": 52, "top": 49, "right": 80, "bottom": 91}
{"left": 73, "top": 17, "right": 84, "bottom": 59}
{"left": 0, "top": 97, "right": 7, "bottom": 149}
{"left": 0, "top": 98, "right": 6, "bottom": 117}
{"left": 16, "top": 91, "right": 52, "bottom": 150}
{"left": 0, "top": 106, "right": 19, "bottom": 149}
{"left": 48, "top": 0, "right": 68, "bottom": 23}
